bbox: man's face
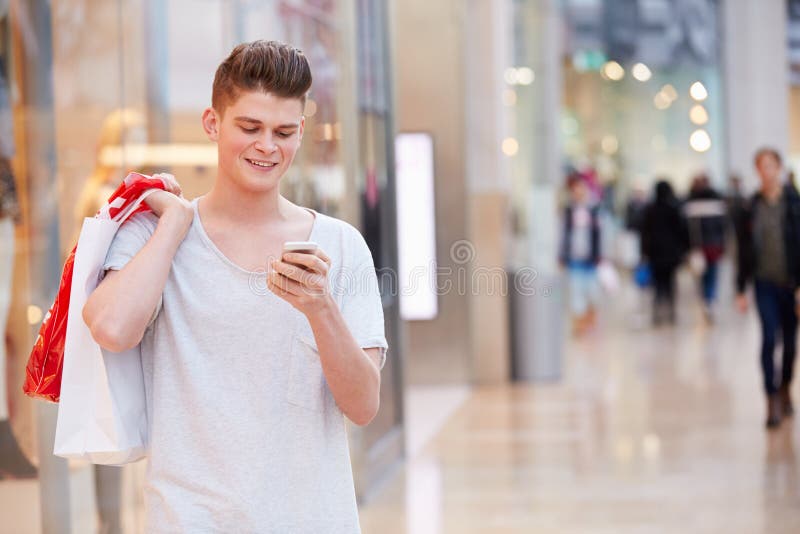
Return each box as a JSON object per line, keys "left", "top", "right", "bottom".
{"left": 205, "top": 90, "right": 305, "bottom": 193}
{"left": 756, "top": 154, "right": 781, "bottom": 190}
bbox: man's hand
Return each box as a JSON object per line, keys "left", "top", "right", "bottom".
{"left": 144, "top": 173, "right": 193, "bottom": 235}
{"left": 268, "top": 247, "right": 333, "bottom": 317}
{"left": 736, "top": 293, "right": 749, "bottom": 314}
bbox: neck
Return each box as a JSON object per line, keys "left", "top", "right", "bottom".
{"left": 763, "top": 181, "right": 782, "bottom": 201}
{"left": 202, "top": 177, "right": 292, "bottom": 227}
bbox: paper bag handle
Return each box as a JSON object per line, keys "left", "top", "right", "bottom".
{"left": 112, "top": 188, "right": 163, "bottom": 224}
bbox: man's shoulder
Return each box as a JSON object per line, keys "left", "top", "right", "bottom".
{"left": 116, "top": 210, "right": 160, "bottom": 238}
{"left": 783, "top": 184, "right": 800, "bottom": 202}
{"left": 307, "top": 210, "right": 375, "bottom": 269}
{"left": 125, "top": 209, "right": 160, "bottom": 224}
{"left": 310, "top": 209, "right": 364, "bottom": 241}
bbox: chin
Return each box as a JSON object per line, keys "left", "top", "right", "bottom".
{"left": 246, "top": 171, "right": 286, "bottom": 193}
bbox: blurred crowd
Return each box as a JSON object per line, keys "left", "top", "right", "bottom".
{"left": 560, "top": 147, "right": 799, "bottom": 429}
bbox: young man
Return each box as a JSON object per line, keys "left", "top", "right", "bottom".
{"left": 82, "top": 40, "right": 387, "bottom": 532}
{"left": 736, "top": 148, "right": 800, "bottom": 429}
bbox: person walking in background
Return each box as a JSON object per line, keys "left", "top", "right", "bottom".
{"left": 623, "top": 182, "right": 648, "bottom": 269}
{"left": 625, "top": 182, "right": 648, "bottom": 236}
{"left": 0, "top": 33, "right": 37, "bottom": 481}
{"left": 685, "top": 173, "right": 728, "bottom": 322}
{"left": 735, "top": 148, "right": 800, "bottom": 429}
{"left": 0, "top": 157, "right": 37, "bottom": 481}
{"left": 75, "top": 109, "right": 148, "bottom": 228}
{"left": 641, "top": 180, "right": 689, "bottom": 326}
{"left": 560, "top": 173, "right": 602, "bottom": 336}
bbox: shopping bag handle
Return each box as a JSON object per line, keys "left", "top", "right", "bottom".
{"left": 111, "top": 188, "right": 163, "bottom": 224}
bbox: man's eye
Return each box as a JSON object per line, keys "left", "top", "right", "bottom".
{"left": 241, "top": 127, "right": 258, "bottom": 133}
{"left": 277, "top": 131, "right": 293, "bottom": 138}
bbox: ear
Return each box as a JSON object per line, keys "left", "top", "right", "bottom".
{"left": 202, "top": 108, "right": 220, "bottom": 142}
{"left": 298, "top": 116, "right": 306, "bottom": 143}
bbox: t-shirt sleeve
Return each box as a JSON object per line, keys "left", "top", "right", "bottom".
{"left": 101, "top": 211, "right": 162, "bottom": 326}
{"left": 102, "top": 211, "right": 159, "bottom": 272}
{"left": 338, "top": 226, "right": 389, "bottom": 370}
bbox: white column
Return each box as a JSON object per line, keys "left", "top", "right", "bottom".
{"left": 464, "top": 0, "right": 512, "bottom": 195}
{"left": 464, "top": 0, "right": 513, "bottom": 384}
{"left": 526, "top": 0, "right": 563, "bottom": 276}
{"left": 723, "top": 0, "right": 790, "bottom": 184}
{"left": 510, "top": 0, "right": 565, "bottom": 382}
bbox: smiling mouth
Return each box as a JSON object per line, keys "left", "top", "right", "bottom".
{"left": 246, "top": 158, "right": 278, "bottom": 169}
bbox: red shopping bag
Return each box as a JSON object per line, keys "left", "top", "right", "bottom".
{"left": 23, "top": 173, "right": 167, "bottom": 402}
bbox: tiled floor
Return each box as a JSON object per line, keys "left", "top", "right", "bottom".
{"left": 359, "top": 272, "right": 800, "bottom": 533}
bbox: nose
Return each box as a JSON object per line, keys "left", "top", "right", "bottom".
{"left": 254, "top": 132, "right": 278, "bottom": 154}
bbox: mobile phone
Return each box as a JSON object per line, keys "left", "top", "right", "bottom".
{"left": 283, "top": 241, "right": 319, "bottom": 253}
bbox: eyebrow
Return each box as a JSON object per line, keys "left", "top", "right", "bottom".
{"left": 233, "top": 117, "right": 300, "bottom": 129}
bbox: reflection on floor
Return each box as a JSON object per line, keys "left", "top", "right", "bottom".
{"left": 0, "top": 456, "right": 146, "bottom": 533}
{"left": 359, "top": 271, "right": 800, "bottom": 533}
{"left": 405, "top": 385, "right": 472, "bottom": 458}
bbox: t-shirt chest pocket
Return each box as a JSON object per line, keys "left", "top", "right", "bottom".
{"left": 287, "top": 320, "right": 331, "bottom": 413}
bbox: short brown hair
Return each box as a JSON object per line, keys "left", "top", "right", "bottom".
{"left": 754, "top": 147, "right": 782, "bottom": 167}
{"left": 212, "top": 40, "right": 312, "bottom": 115}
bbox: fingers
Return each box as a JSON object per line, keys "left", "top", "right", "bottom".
{"left": 281, "top": 251, "right": 329, "bottom": 274}
{"left": 315, "top": 248, "right": 331, "bottom": 265}
{"left": 268, "top": 269, "right": 308, "bottom": 297}
{"left": 153, "top": 172, "right": 182, "bottom": 197}
{"left": 271, "top": 260, "right": 326, "bottom": 291}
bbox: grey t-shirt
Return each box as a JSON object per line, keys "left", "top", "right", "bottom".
{"left": 754, "top": 196, "right": 790, "bottom": 287}
{"left": 569, "top": 205, "right": 593, "bottom": 262}
{"left": 103, "top": 197, "right": 388, "bottom": 533}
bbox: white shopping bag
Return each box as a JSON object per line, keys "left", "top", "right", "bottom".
{"left": 597, "top": 260, "right": 621, "bottom": 294}
{"left": 615, "top": 230, "right": 640, "bottom": 269}
{"left": 54, "top": 189, "right": 160, "bottom": 465}
{"left": 688, "top": 249, "right": 707, "bottom": 277}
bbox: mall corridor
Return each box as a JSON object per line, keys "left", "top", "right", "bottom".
{"left": 4, "top": 1, "right": 800, "bottom": 532}
{"left": 359, "top": 269, "right": 800, "bottom": 533}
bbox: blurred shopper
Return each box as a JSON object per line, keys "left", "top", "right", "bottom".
{"left": 620, "top": 184, "right": 646, "bottom": 266}
{"left": 735, "top": 148, "right": 800, "bottom": 429}
{"left": 0, "top": 38, "right": 36, "bottom": 480}
{"left": 641, "top": 180, "right": 689, "bottom": 325}
{"left": 685, "top": 173, "right": 727, "bottom": 322}
{"left": 624, "top": 184, "right": 650, "bottom": 283}
{"left": 0, "top": 157, "right": 36, "bottom": 480}
{"left": 625, "top": 184, "right": 648, "bottom": 236}
{"left": 560, "top": 173, "right": 601, "bottom": 335}
{"left": 75, "top": 109, "right": 147, "bottom": 227}
{"left": 727, "top": 174, "right": 748, "bottom": 239}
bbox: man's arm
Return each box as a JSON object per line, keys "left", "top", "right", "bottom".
{"left": 735, "top": 202, "right": 754, "bottom": 295}
{"left": 83, "top": 190, "right": 192, "bottom": 352}
{"left": 269, "top": 251, "right": 382, "bottom": 426}
{"left": 306, "top": 304, "right": 381, "bottom": 426}
{"left": 734, "top": 200, "right": 754, "bottom": 312}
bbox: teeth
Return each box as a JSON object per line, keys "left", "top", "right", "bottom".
{"left": 249, "top": 159, "right": 275, "bottom": 168}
